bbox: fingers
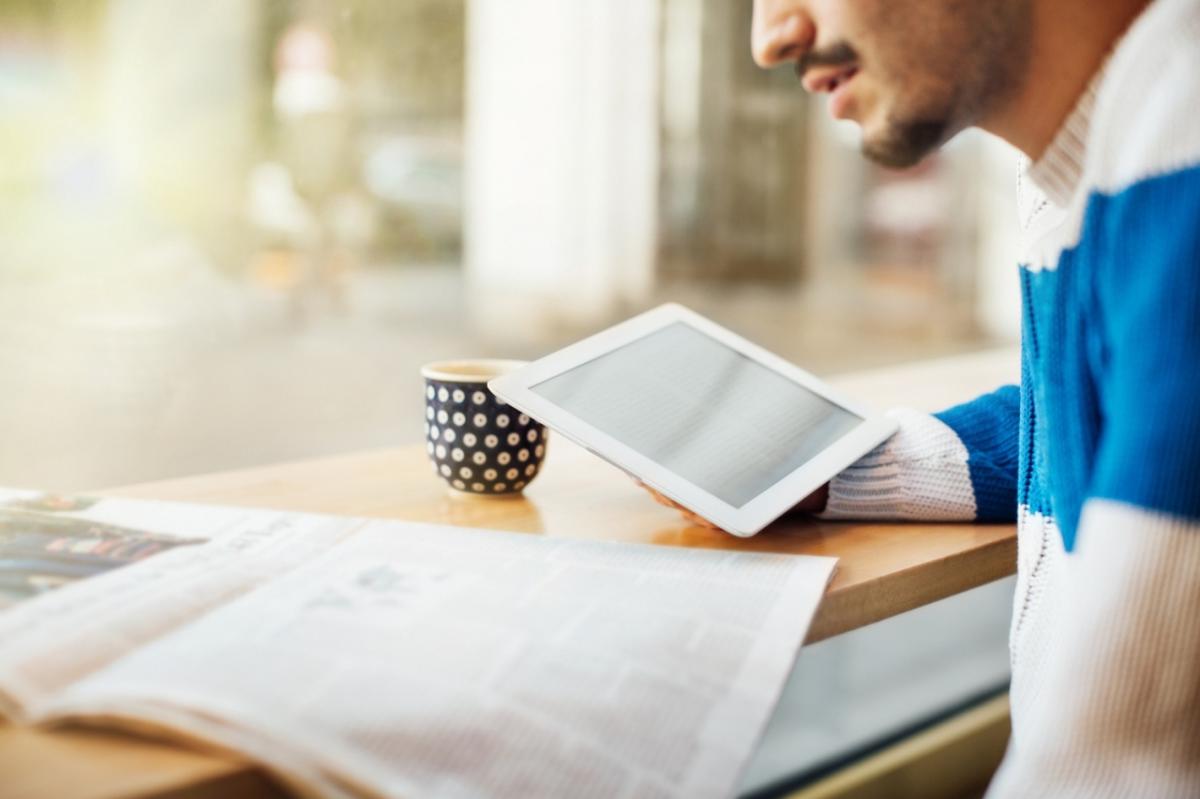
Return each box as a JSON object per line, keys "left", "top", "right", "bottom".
{"left": 641, "top": 484, "right": 674, "bottom": 507}
{"left": 633, "top": 478, "right": 724, "bottom": 530}
{"left": 639, "top": 483, "right": 680, "bottom": 511}
{"left": 681, "top": 510, "right": 723, "bottom": 531}
{"left": 659, "top": 497, "right": 722, "bottom": 531}
{"left": 793, "top": 483, "right": 831, "bottom": 515}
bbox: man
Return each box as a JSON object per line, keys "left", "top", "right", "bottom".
{"left": 660, "top": 0, "right": 1200, "bottom": 794}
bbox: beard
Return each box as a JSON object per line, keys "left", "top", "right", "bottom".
{"left": 845, "top": 0, "right": 1033, "bottom": 169}
{"left": 861, "top": 115, "right": 953, "bottom": 169}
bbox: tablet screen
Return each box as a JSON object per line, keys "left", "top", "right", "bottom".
{"left": 531, "top": 322, "right": 863, "bottom": 507}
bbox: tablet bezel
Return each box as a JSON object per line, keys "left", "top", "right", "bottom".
{"left": 488, "top": 303, "right": 897, "bottom": 536}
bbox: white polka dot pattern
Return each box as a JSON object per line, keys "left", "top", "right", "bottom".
{"left": 424, "top": 378, "right": 549, "bottom": 495}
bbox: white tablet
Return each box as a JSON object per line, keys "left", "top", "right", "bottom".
{"left": 488, "top": 304, "right": 897, "bottom": 536}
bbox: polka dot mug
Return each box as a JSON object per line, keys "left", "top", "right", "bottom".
{"left": 421, "top": 360, "right": 549, "bottom": 497}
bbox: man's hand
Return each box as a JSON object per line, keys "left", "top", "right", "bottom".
{"left": 635, "top": 481, "right": 830, "bottom": 530}
{"left": 638, "top": 482, "right": 724, "bottom": 530}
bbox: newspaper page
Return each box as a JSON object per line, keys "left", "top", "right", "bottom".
{"left": 43, "top": 521, "right": 836, "bottom": 799}
{"left": 0, "top": 489, "right": 361, "bottom": 719}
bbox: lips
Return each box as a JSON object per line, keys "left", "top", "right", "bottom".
{"left": 800, "top": 62, "right": 860, "bottom": 120}
{"left": 801, "top": 64, "right": 859, "bottom": 95}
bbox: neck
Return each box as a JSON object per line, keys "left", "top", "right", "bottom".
{"left": 980, "top": 0, "right": 1152, "bottom": 160}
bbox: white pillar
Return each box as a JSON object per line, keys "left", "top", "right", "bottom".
{"left": 464, "top": 0, "right": 661, "bottom": 341}
{"left": 105, "top": 0, "right": 258, "bottom": 238}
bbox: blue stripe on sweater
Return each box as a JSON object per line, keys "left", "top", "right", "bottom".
{"left": 1018, "top": 163, "right": 1200, "bottom": 551}
{"left": 1088, "top": 164, "right": 1200, "bottom": 528}
{"left": 936, "top": 164, "right": 1200, "bottom": 548}
{"left": 935, "top": 386, "right": 1020, "bottom": 522}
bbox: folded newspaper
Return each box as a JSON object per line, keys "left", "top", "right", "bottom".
{"left": 0, "top": 488, "right": 836, "bottom": 799}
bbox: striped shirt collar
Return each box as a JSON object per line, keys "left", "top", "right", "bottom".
{"left": 1024, "top": 66, "right": 1107, "bottom": 208}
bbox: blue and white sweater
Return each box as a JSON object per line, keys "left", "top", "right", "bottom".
{"left": 823, "top": 1, "right": 1200, "bottom": 795}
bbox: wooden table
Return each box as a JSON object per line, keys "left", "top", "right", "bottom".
{"left": 1, "top": 348, "right": 1019, "bottom": 799}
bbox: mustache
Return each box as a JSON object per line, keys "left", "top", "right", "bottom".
{"left": 795, "top": 42, "right": 859, "bottom": 79}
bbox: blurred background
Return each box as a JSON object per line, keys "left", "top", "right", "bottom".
{"left": 0, "top": 0, "right": 1022, "bottom": 491}
{"left": 1, "top": 3, "right": 1023, "bottom": 794}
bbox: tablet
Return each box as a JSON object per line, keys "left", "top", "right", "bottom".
{"left": 488, "top": 304, "right": 897, "bottom": 536}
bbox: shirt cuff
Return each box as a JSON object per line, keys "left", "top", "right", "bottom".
{"left": 818, "top": 408, "right": 978, "bottom": 521}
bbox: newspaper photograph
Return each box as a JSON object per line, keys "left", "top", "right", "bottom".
{"left": 0, "top": 492, "right": 205, "bottom": 609}
{"left": 0, "top": 491, "right": 361, "bottom": 718}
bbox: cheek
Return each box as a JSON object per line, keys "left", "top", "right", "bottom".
{"left": 812, "top": 0, "right": 852, "bottom": 33}
{"left": 851, "top": 75, "right": 885, "bottom": 123}
{"left": 858, "top": 83, "right": 890, "bottom": 131}
{"left": 863, "top": 61, "right": 951, "bottom": 126}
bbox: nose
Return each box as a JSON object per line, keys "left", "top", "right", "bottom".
{"left": 751, "top": 2, "right": 814, "bottom": 68}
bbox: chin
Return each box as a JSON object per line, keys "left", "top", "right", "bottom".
{"left": 861, "top": 117, "right": 952, "bottom": 169}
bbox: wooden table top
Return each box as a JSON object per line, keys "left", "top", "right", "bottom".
{"left": 2, "top": 348, "right": 1019, "bottom": 799}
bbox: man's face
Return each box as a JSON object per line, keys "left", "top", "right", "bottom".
{"left": 752, "top": 0, "right": 1030, "bottom": 168}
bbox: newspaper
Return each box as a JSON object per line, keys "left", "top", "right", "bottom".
{"left": 0, "top": 490, "right": 361, "bottom": 718}
{"left": 0, "top": 490, "right": 836, "bottom": 799}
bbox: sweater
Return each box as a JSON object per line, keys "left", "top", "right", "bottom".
{"left": 820, "top": 1, "right": 1200, "bottom": 795}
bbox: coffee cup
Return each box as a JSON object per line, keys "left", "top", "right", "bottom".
{"left": 421, "top": 360, "right": 549, "bottom": 497}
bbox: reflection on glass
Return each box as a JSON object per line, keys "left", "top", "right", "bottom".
{"left": 0, "top": 2, "right": 1015, "bottom": 792}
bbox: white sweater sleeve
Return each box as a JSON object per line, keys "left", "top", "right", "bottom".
{"left": 986, "top": 500, "right": 1200, "bottom": 798}
{"left": 818, "top": 408, "right": 978, "bottom": 522}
